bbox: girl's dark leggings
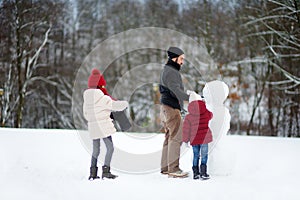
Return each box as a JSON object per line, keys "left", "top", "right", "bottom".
{"left": 91, "top": 136, "right": 114, "bottom": 167}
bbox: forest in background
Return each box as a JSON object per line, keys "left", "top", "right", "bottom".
{"left": 0, "top": 0, "right": 299, "bottom": 137}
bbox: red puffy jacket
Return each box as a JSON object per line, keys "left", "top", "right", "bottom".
{"left": 182, "top": 100, "right": 213, "bottom": 145}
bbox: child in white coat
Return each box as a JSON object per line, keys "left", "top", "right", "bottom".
{"left": 83, "top": 68, "right": 128, "bottom": 180}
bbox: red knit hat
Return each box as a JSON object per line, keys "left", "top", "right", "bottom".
{"left": 88, "top": 68, "right": 106, "bottom": 88}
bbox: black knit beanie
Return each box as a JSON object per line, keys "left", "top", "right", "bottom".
{"left": 167, "top": 47, "right": 184, "bottom": 59}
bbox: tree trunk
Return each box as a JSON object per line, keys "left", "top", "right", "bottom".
{"left": 16, "top": 1, "right": 23, "bottom": 128}
{"left": 288, "top": 102, "right": 293, "bottom": 137}
{"left": 247, "top": 59, "right": 270, "bottom": 135}
{"left": 268, "top": 65, "right": 275, "bottom": 136}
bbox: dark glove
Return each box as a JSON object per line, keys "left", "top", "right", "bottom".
{"left": 181, "top": 108, "right": 187, "bottom": 119}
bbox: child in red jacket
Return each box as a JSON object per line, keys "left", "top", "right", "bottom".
{"left": 183, "top": 92, "right": 213, "bottom": 180}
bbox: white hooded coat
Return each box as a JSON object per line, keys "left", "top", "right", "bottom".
{"left": 83, "top": 89, "right": 128, "bottom": 140}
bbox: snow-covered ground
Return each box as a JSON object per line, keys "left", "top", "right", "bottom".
{"left": 1, "top": 128, "right": 299, "bottom": 200}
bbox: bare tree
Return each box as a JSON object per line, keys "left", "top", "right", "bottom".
{"left": 243, "top": 0, "right": 300, "bottom": 136}
{"left": 0, "top": 0, "right": 66, "bottom": 127}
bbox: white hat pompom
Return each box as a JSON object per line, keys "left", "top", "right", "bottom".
{"left": 189, "top": 92, "right": 202, "bottom": 103}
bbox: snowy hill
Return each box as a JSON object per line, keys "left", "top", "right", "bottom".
{"left": 1, "top": 128, "right": 299, "bottom": 200}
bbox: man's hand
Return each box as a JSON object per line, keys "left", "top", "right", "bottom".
{"left": 184, "top": 142, "right": 190, "bottom": 148}
{"left": 186, "top": 90, "right": 195, "bottom": 95}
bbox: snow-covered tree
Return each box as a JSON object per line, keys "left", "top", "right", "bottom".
{"left": 242, "top": 0, "right": 300, "bottom": 136}
{"left": 0, "top": 0, "right": 65, "bottom": 127}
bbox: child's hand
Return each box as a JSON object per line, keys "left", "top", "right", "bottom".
{"left": 112, "top": 100, "right": 128, "bottom": 111}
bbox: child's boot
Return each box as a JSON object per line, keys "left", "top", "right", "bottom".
{"left": 102, "top": 165, "right": 118, "bottom": 179}
{"left": 200, "top": 164, "right": 210, "bottom": 180}
{"left": 192, "top": 166, "right": 200, "bottom": 179}
{"left": 88, "top": 166, "right": 100, "bottom": 180}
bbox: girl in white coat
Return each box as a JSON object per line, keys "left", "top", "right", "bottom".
{"left": 83, "top": 69, "right": 128, "bottom": 180}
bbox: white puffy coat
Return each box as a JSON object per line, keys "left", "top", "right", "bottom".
{"left": 83, "top": 89, "right": 128, "bottom": 139}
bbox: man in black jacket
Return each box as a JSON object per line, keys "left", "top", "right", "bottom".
{"left": 159, "top": 46, "right": 189, "bottom": 178}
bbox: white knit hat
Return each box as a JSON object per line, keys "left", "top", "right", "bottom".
{"left": 189, "top": 92, "right": 202, "bottom": 103}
